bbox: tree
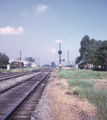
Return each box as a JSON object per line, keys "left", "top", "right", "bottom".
{"left": 42, "top": 64, "right": 50, "bottom": 67}
{"left": 26, "top": 57, "right": 35, "bottom": 62}
{"left": 75, "top": 56, "right": 82, "bottom": 64}
{"left": 77, "top": 35, "right": 91, "bottom": 65}
{"left": 79, "top": 35, "right": 90, "bottom": 58}
{"left": 76, "top": 35, "right": 102, "bottom": 64}
{"left": 0, "top": 52, "right": 9, "bottom": 65}
{"left": 51, "top": 62, "right": 56, "bottom": 67}
{"left": 2, "top": 54, "right": 9, "bottom": 64}
{"left": 76, "top": 35, "right": 107, "bottom": 70}
{"left": 92, "top": 41, "right": 107, "bottom": 67}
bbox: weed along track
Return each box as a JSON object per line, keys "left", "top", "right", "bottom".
{"left": 0, "top": 71, "right": 51, "bottom": 120}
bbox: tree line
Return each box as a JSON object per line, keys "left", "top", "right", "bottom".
{"left": 0, "top": 52, "right": 9, "bottom": 68}
{"left": 75, "top": 35, "right": 107, "bottom": 69}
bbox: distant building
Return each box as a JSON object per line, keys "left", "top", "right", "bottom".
{"left": 18, "top": 62, "right": 24, "bottom": 68}
{"left": 75, "top": 65, "right": 78, "bottom": 68}
{"left": 78, "top": 62, "right": 93, "bottom": 69}
{"left": 31, "top": 62, "right": 37, "bottom": 68}
{"left": 23, "top": 61, "right": 30, "bottom": 67}
{"left": 9, "top": 60, "right": 37, "bottom": 68}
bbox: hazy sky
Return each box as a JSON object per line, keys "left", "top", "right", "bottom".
{"left": 0, "top": 0, "right": 107, "bottom": 65}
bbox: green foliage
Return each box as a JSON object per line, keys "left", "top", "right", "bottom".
{"left": 68, "top": 79, "right": 94, "bottom": 88}
{"left": 11, "top": 65, "right": 16, "bottom": 69}
{"left": 11, "top": 61, "right": 19, "bottom": 67}
{"left": 79, "top": 35, "right": 90, "bottom": 57}
{"left": 71, "top": 83, "right": 107, "bottom": 120}
{"left": 0, "top": 52, "right": 9, "bottom": 67}
{"left": 0, "top": 64, "right": 7, "bottom": 69}
{"left": 75, "top": 35, "right": 107, "bottom": 68}
{"left": 61, "top": 84, "right": 66, "bottom": 89}
{"left": 75, "top": 56, "right": 82, "bottom": 64}
{"left": 42, "top": 64, "right": 50, "bottom": 67}
{"left": 51, "top": 62, "right": 56, "bottom": 67}
{"left": 93, "top": 68, "right": 105, "bottom": 71}
{"left": 73, "top": 89, "right": 81, "bottom": 95}
{"left": 0, "top": 68, "right": 10, "bottom": 73}
{"left": 0, "top": 64, "right": 16, "bottom": 69}
{"left": 92, "top": 40, "right": 107, "bottom": 66}
{"left": 58, "top": 69, "right": 107, "bottom": 120}
{"left": 58, "top": 69, "right": 105, "bottom": 80}
{"left": 26, "top": 57, "right": 35, "bottom": 62}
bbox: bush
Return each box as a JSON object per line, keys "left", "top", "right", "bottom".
{"left": 93, "top": 68, "right": 105, "bottom": 71}
{"left": 73, "top": 89, "right": 80, "bottom": 95}
{"left": 0, "top": 64, "right": 16, "bottom": 69}
{"left": 0, "top": 64, "right": 7, "bottom": 69}
{"left": 11, "top": 65, "right": 16, "bottom": 69}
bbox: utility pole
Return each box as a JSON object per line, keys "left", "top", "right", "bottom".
{"left": 38, "top": 58, "right": 40, "bottom": 66}
{"left": 35, "top": 58, "right": 36, "bottom": 64}
{"left": 68, "top": 50, "right": 69, "bottom": 66}
{"left": 20, "top": 50, "right": 21, "bottom": 62}
{"left": 52, "top": 32, "right": 55, "bottom": 61}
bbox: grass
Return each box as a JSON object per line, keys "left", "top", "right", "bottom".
{"left": 60, "top": 84, "right": 66, "bottom": 89}
{"left": 49, "top": 71, "right": 95, "bottom": 120}
{"left": 0, "top": 68, "right": 11, "bottom": 73}
{"left": 58, "top": 68, "right": 107, "bottom": 80}
{"left": 58, "top": 68, "right": 107, "bottom": 120}
{"left": 0, "top": 67, "right": 38, "bottom": 73}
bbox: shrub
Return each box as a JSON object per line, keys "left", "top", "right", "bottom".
{"left": 93, "top": 68, "right": 105, "bottom": 71}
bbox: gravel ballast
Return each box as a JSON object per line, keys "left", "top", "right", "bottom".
{"left": 0, "top": 72, "right": 41, "bottom": 90}
{"left": 31, "top": 81, "right": 53, "bottom": 120}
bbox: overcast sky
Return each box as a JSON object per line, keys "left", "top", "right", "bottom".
{"left": 0, "top": 0, "right": 107, "bottom": 65}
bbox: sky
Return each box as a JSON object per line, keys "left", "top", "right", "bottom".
{"left": 0, "top": 0, "right": 107, "bottom": 65}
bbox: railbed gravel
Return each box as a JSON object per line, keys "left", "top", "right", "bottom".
{"left": 0, "top": 72, "right": 41, "bottom": 91}
{"left": 31, "top": 81, "right": 53, "bottom": 120}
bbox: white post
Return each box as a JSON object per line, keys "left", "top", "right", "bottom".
{"left": 7, "top": 64, "right": 11, "bottom": 70}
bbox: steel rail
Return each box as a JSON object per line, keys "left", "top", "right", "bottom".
{"left": 0, "top": 76, "right": 34, "bottom": 94}
{"left": 0, "top": 70, "right": 40, "bottom": 81}
{"left": 0, "top": 69, "right": 41, "bottom": 80}
{"left": 2, "top": 72, "right": 50, "bottom": 120}
{"left": 0, "top": 73, "right": 41, "bottom": 94}
{"left": 0, "top": 73, "right": 27, "bottom": 81}
{"left": 0, "top": 72, "right": 27, "bottom": 77}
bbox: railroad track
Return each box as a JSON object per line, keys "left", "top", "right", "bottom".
{"left": 0, "top": 71, "right": 51, "bottom": 120}
{"left": 0, "top": 73, "right": 28, "bottom": 81}
{"left": 0, "top": 68, "right": 50, "bottom": 81}
{"left": 0, "top": 70, "right": 37, "bottom": 81}
{"left": 0, "top": 72, "right": 20, "bottom": 78}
